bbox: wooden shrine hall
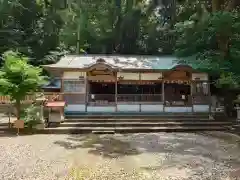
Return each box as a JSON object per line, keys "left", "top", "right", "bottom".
{"left": 43, "top": 55, "right": 210, "bottom": 113}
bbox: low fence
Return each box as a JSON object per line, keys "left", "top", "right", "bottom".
{"left": 0, "top": 93, "right": 210, "bottom": 105}
{"left": 0, "top": 93, "right": 62, "bottom": 104}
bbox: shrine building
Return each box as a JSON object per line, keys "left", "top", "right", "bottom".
{"left": 43, "top": 55, "right": 210, "bottom": 113}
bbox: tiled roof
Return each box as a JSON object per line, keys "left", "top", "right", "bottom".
{"left": 43, "top": 54, "right": 182, "bottom": 70}
{"left": 42, "top": 78, "right": 61, "bottom": 89}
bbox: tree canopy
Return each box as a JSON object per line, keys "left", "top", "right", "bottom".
{"left": 0, "top": 51, "right": 46, "bottom": 120}
{"left": 1, "top": 0, "right": 240, "bottom": 88}
{"left": 175, "top": 0, "right": 240, "bottom": 88}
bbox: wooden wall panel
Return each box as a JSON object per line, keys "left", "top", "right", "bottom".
{"left": 117, "top": 72, "right": 140, "bottom": 80}
{"left": 88, "top": 75, "right": 115, "bottom": 81}
{"left": 141, "top": 73, "right": 162, "bottom": 80}
{"left": 164, "top": 70, "right": 190, "bottom": 80}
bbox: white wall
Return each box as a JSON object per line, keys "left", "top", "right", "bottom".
{"left": 63, "top": 71, "right": 86, "bottom": 79}
{"left": 117, "top": 72, "right": 139, "bottom": 80}
{"left": 141, "top": 105, "right": 164, "bottom": 112}
{"left": 87, "top": 106, "right": 115, "bottom": 112}
{"left": 141, "top": 73, "right": 162, "bottom": 80}
{"left": 64, "top": 104, "right": 210, "bottom": 113}
{"left": 117, "top": 104, "right": 140, "bottom": 112}
{"left": 192, "top": 73, "right": 208, "bottom": 81}
{"left": 193, "top": 105, "right": 209, "bottom": 112}
{"left": 165, "top": 107, "right": 192, "bottom": 112}
{"left": 65, "top": 104, "right": 86, "bottom": 112}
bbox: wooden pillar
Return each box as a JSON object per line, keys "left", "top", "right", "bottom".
{"left": 60, "top": 72, "right": 64, "bottom": 93}
{"left": 115, "top": 73, "right": 118, "bottom": 112}
{"left": 139, "top": 73, "right": 141, "bottom": 112}
{"left": 85, "top": 77, "right": 88, "bottom": 112}
{"left": 191, "top": 81, "right": 194, "bottom": 113}
{"left": 162, "top": 80, "right": 165, "bottom": 112}
{"left": 60, "top": 72, "right": 64, "bottom": 101}
{"left": 208, "top": 81, "right": 211, "bottom": 114}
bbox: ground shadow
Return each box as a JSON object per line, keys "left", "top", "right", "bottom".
{"left": 53, "top": 132, "right": 240, "bottom": 179}
{"left": 54, "top": 134, "right": 140, "bottom": 158}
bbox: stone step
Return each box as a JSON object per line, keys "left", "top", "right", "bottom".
{"left": 65, "top": 113, "right": 210, "bottom": 119}
{"left": 40, "top": 126, "right": 227, "bottom": 134}
{"left": 65, "top": 118, "right": 211, "bottom": 122}
{"left": 65, "top": 115, "right": 210, "bottom": 119}
{"left": 60, "top": 121, "right": 232, "bottom": 127}
{"left": 92, "top": 130, "right": 115, "bottom": 134}
{"left": 0, "top": 125, "right": 9, "bottom": 130}
{"left": 0, "top": 123, "right": 9, "bottom": 127}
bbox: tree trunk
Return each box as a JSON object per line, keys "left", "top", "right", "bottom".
{"left": 113, "top": 0, "right": 122, "bottom": 53}
{"left": 15, "top": 100, "right": 21, "bottom": 120}
{"left": 226, "top": 0, "right": 236, "bottom": 11}
{"left": 212, "top": 0, "right": 221, "bottom": 12}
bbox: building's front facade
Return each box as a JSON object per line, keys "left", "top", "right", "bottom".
{"left": 43, "top": 55, "right": 211, "bottom": 113}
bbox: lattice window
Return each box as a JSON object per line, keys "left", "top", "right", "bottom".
{"left": 63, "top": 79, "right": 85, "bottom": 93}
{"left": 192, "top": 82, "right": 208, "bottom": 95}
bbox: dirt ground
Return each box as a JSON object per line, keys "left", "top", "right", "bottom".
{"left": 1, "top": 131, "right": 240, "bottom": 180}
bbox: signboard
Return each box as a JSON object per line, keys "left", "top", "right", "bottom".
{"left": 14, "top": 120, "right": 24, "bottom": 129}
{"left": 14, "top": 119, "right": 24, "bottom": 135}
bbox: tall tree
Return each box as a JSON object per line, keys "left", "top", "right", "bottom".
{"left": 175, "top": 0, "right": 240, "bottom": 86}
{"left": 0, "top": 0, "right": 64, "bottom": 65}
{"left": 0, "top": 51, "right": 46, "bottom": 120}
{"left": 175, "top": 0, "right": 240, "bottom": 115}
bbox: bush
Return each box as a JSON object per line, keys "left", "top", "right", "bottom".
{"left": 24, "top": 104, "right": 42, "bottom": 129}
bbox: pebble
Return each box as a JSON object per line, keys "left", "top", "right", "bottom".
{"left": 0, "top": 132, "right": 239, "bottom": 179}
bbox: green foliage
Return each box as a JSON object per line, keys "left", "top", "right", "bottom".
{"left": 0, "top": 51, "right": 46, "bottom": 98}
{"left": 58, "top": 0, "right": 177, "bottom": 54}
{"left": 24, "top": 104, "right": 42, "bottom": 128}
{"left": 0, "top": 0, "right": 64, "bottom": 65}
{"left": 0, "top": 51, "right": 46, "bottom": 119}
{"left": 175, "top": 8, "right": 240, "bottom": 87}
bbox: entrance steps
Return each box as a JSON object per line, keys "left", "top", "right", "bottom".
{"left": 42, "top": 113, "right": 233, "bottom": 134}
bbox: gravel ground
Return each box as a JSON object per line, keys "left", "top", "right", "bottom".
{"left": 1, "top": 132, "right": 240, "bottom": 180}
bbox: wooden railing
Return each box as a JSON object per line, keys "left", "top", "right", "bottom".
{"left": 88, "top": 94, "right": 115, "bottom": 102}
{"left": 192, "top": 95, "right": 210, "bottom": 104}
{"left": 0, "top": 93, "right": 63, "bottom": 104}
{"left": 165, "top": 94, "right": 192, "bottom": 106}
{"left": 0, "top": 93, "right": 210, "bottom": 105}
{"left": 117, "top": 94, "right": 162, "bottom": 102}
{"left": 87, "top": 94, "right": 163, "bottom": 105}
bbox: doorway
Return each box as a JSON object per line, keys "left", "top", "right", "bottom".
{"left": 164, "top": 83, "right": 191, "bottom": 106}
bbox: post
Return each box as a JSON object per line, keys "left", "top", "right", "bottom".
{"left": 139, "top": 73, "right": 141, "bottom": 112}
{"left": 8, "top": 104, "right": 11, "bottom": 128}
{"left": 162, "top": 81, "right": 165, "bottom": 112}
{"left": 85, "top": 77, "right": 88, "bottom": 112}
{"left": 208, "top": 81, "right": 211, "bottom": 114}
{"left": 191, "top": 81, "right": 194, "bottom": 113}
{"left": 115, "top": 72, "right": 118, "bottom": 112}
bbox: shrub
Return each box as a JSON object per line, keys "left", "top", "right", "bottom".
{"left": 24, "top": 104, "right": 42, "bottom": 129}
